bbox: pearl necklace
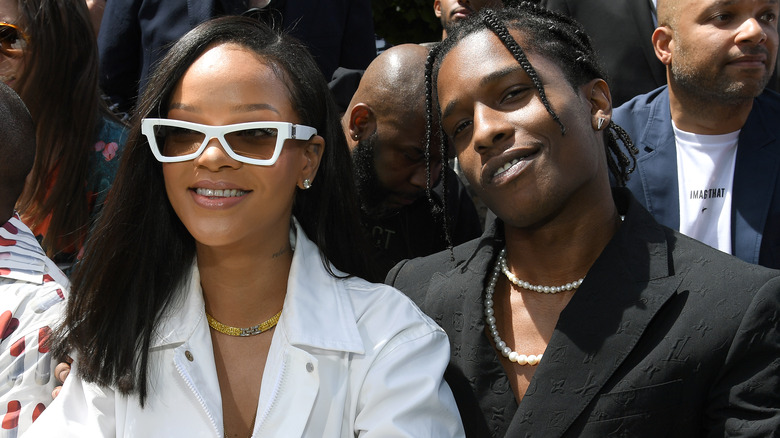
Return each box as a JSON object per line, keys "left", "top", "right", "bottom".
{"left": 500, "top": 255, "right": 584, "bottom": 293}
{"left": 206, "top": 309, "right": 282, "bottom": 337}
{"left": 485, "top": 248, "right": 545, "bottom": 366}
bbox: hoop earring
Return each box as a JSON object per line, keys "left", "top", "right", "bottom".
{"left": 597, "top": 117, "right": 605, "bottom": 130}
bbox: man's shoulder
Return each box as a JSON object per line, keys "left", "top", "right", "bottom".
{"left": 753, "top": 88, "right": 780, "bottom": 113}
{"left": 614, "top": 86, "right": 668, "bottom": 118}
{"left": 670, "top": 228, "right": 780, "bottom": 289}
{"left": 385, "top": 236, "right": 486, "bottom": 305}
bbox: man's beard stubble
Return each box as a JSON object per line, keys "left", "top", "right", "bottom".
{"left": 352, "top": 132, "right": 392, "bottom": 217}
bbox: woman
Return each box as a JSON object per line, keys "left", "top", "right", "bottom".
{"left": 0, "top": 0, "right": 127, "bottom": 268}
{"left": 387, "top": 3, "right": 780, "bottom": 437}
{"left": 26, "top": 16, "right": 463, "bottom": 437}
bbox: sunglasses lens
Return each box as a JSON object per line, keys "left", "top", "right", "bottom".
{"left": 225, "top": 127, "right": 279, "bottom": 160}
{"left": 0, "top": 24, "right": 23, "bottom": 55}
{"left": 153, "top": 125, "right": 206, "bottom": 158}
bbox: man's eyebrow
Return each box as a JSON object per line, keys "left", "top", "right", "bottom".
{"left": 441, "top": 65, "right": 525, "bottom": 121}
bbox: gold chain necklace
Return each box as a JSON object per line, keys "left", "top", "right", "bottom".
{"left": 206, "top": 309, "right": 282, "bottom": 337}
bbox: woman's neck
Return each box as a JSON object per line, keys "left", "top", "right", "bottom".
{"left": 197, "top": 236, "right": 293, "bottom": 327}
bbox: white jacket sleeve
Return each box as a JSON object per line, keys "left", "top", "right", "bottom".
{"left": 23, "top": 360, "right": 117, "bottom": 437}
{"left": 354, "top": 326, "right": 465, "bottom": 438}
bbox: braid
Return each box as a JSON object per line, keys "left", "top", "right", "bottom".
{"left": 424, "top": 44, "right": 439, "bottom": 204}
{"left": 423, "top": 43, "right": 455, "bottom": 253}
{"left": 482, "top": 10, "right": 566, "bottom": 135}
{"left": 605, "top": 121, "right": 639, "bottom": 187}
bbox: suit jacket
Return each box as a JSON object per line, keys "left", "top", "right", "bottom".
{"left": 542, "top": 0, "right": 666, "bottom": 106}
{"left": 98, "top": 0, "right": 375, "bottom": 112}
{"left": 387, "top": 188, "right": 780, "bottom": 437}
{"left": 613, "top": 86, "right": 780, "bottom": 269}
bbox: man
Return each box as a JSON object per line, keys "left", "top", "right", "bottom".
{"left": 0, "top": 83, "right": 69, "bottom": 434}
{"left": 387, "top": 5, "right": 780, "bottom": 437}
{"left": 434, "top": 0, "right": 504, "bottom": 38}
{"left": 542, "top": 0, "right": 667, "bottom": 106}
{"left": 342, "top": 44, "right": 482, "bottom": 275}
{"left": 613, "top": 0, "right": 780, "bottom": 268}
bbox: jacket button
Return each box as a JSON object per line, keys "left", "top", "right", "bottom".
{"left": 306, "top": 362, "right": 314, "bottom": 372}
{"left": 185, "top": 351, "right": 194, "bottom": 362}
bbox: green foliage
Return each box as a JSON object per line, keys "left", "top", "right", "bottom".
{"left": 372, "top": 0, "right": 441, "bottom": 45}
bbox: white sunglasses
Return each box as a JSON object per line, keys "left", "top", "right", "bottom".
{"left": 141, "top": 118, "right": 318, "bottom": 166}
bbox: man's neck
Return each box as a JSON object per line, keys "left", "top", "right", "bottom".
{"left": 668, "top": 85, "right": 754, "bottom": 135}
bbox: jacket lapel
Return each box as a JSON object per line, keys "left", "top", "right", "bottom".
{"left": 506, "top": 192, "right": 684, "bottom": 437}
{"left": 633, "top": 88, "right": 681, "bottom": 230}
{"left": 253, "top": 346, "right": 320, "bottom": 437}
{"left": 732, "top": 94, "right": 779, "bottom": 265}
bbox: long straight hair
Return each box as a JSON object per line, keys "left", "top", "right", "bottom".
{"left": 14, "top": 0, "right": 107, "bottom": 257}
{"left": 55, "top": 16, "right": 375, "bottom": 405}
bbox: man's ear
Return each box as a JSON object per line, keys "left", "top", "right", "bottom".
{"left": 434, "top": 0, "right": 442, "bottom": 18}
{"left": 586, "top": 78, "right": 612, "bottom": 131}
{"left": 347, "top": 103, "right": 377, "bottom": 142}
{"left": 652, "top": 26, "right": 674, "bottom": 66}
{"left": 298, "top": 135, "right": 325, "bottom": 190}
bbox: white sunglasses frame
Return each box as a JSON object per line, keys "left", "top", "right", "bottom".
{"left": 141, "top": 118, "right": 318, "bottom": 166}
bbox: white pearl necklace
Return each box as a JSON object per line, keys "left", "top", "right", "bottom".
{"left": 500, "top": 255, "right": 584, "bottom": 293}
{"left": 484, "top": 248, "right": 544, "bottom": 366}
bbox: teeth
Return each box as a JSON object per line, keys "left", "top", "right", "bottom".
{"left": 494, "top": 158, "right": 520, "bottom": 178}
{"left": 195, "top": 188, "right": 248, "bottom": 197}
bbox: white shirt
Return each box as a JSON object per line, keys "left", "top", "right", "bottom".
{"left": 0, "top": 213, "right": 69, "bottom": 436}
{"left": 25, "top": 221, "right": 464, "bottom": 437}
{"left": 674, "top": 122, "right": 739, "bottom": 254}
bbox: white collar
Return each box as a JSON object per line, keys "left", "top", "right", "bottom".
{"left": 152, "top": 219, "right": 364, "bottom": 354}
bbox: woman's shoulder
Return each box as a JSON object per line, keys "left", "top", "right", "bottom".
{"left": 337, "top": 275, "right": 447, "bottom": 344}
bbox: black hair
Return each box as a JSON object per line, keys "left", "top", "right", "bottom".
{"left": 55, "top": 16, "right": 375, "bottom": 405}
{"left": 425, "top": 3, "right": 639, "bottom": 243}
{"left": 14, "top": 0, "right": 114, "bottom": 258}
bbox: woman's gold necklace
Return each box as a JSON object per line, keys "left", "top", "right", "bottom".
{"left": 206, "top": 309, "right": 282, "bottom": 337}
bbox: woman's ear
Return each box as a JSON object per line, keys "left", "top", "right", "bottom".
{"left": 298, "top": 135, "right": 325, "bottom": 189}
{"left": 587, "top": 78, "right": 612, "bottom": 131}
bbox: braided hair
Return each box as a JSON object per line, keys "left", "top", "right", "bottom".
{"left": 424, "top": 2, "right": 639, "bottom": 244}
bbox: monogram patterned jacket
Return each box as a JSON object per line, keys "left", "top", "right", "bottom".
{"left": 387, "top": 188, "right": 780, "bottom": 437}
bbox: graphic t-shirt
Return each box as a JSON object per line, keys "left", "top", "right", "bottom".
{"left": 674, "top": 122, "right": 739, "bottom": 254}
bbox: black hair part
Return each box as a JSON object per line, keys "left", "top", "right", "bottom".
{"left": 55, "top": 16, "right": 375, "bottom": 406}
{"left": 423, "top": 3, "right": 639, "bottom": 244}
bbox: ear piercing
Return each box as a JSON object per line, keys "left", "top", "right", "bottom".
{"left": 302, "top": 179, "right": 312, "bottom": 190}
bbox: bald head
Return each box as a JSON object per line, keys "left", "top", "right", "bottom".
{"left": 0, "top": 82, "right": 35, "bottom": 222}
{"left": 656, "top": 0, "right": 683, "bottom": 28}
{"left": 346, "top": 44, "right": 430, "bottom": 129}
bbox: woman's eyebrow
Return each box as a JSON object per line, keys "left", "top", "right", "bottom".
{"left": 166, "top": 103, "right": 281, "bottom": 114}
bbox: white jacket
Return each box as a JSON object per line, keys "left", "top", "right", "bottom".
{"left": 25, "top": 223, "right": 464, "bottom": 437}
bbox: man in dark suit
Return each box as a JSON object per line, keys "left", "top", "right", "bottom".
{"left": 98, "top": 0, "right": 375, "bottom": 113}
{"left": 613, "top": 0, "right": 780, "bottom": 269}
{"left": 343, "top": 44, "right": 482, "bottom": 275}
{"left": 542, "top": 0, "right": 666, "bottom": 106}
{"left": 386, "top": 4, "right": 780, "bottom": 437}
